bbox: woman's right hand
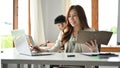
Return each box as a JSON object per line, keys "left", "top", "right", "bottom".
{"left": 31, "top": 45, "right": 41, "bottom": 52}
{"left": 85, "top": 40, "right": 97, "bottom": 52}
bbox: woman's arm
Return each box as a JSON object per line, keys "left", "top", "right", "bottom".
{"left": 31, "top": 31, "right": 63, "bottom": 52}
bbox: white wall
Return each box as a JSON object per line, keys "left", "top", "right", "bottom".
{"left": 41, "top": 0, "right": 64, "bottom": 42}
{"left": 117, "top": 0, "right": 120, "bottom": 45}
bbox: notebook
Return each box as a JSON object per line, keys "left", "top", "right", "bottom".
{"left": 11, "top": 29, "right": 52, "bottom": 56}
{"left": 82, "top": 52, "right": 118, "bottom": 58}
{"left": 77, "top": 31, "right": 113, "bottom": 45}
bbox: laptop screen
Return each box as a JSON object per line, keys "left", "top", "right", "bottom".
{"left": 11, "top": 29, "right": 32, "bottom": 55}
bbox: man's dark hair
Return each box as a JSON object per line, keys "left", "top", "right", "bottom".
{"left": 54, "top": 15, "right": 66, "bottom": 24}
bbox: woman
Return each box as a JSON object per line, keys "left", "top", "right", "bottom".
{"left": 31, "top": 5, "right": 98, "bottom": 53}
{"left": 60, "top": 5, "right": 98, "bottom": 53}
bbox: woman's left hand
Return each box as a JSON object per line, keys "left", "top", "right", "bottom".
{"left": 85, "top": 40, "right": 97, "bottom": 52}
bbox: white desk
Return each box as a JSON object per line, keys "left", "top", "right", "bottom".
{"left": 1, "top": 48, "right": 120, "bottom": 68}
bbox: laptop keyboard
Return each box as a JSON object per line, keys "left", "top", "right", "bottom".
{"left": 31, "top": 52, "right": 53, "bottom": 56}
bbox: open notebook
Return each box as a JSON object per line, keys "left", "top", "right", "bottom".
{"left": 11, "top": 29, "right": 52, "bottom": 56}
{"left": 82, "top": 52, "right": 118, "bottom": 58}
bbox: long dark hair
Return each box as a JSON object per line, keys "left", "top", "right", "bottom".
{"left": 61, "top": 5, "right": 90, "bottom": 46}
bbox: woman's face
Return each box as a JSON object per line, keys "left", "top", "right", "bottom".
{"left": 68, "top": 9, "right": 80, "bottom": 27}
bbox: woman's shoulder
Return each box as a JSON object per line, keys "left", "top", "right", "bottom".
{"left": 84, "top": 28, "right": 97, "bottom": 31}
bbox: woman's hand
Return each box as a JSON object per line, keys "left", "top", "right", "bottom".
{"left": 31, "top": 45, "right": 41, "bottom": 52}
{"left": 85, "top": 40, "right": 97, "bottom": 52}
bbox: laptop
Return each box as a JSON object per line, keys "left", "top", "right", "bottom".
{"left": 11, "top": 29, "right": 52, "bottom": 56}
{"left": 77, "top": 31, "right": 113, "bottom": 45}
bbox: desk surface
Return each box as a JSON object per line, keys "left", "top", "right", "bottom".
{"left": 1, "top": 48, "right": 120, "bottom": 66}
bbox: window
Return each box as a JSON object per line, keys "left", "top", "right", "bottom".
{"left": 99, "top": 0, "right": 118, "bottom": 46}
{"left": 0, "top": 0, "right": 13, "bottom": 48}
{"left": 18, "top": 0, "right": 29, "bottom": 34}
{"left": 0, "top": 0, "right": 29, "bottom": 49}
